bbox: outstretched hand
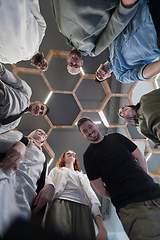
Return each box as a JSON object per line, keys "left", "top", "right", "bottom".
{"left": 0, "top": 141, "right": 26, "bottom": 172}
{"left": 32, "top": 184, "right": 55, "bottom": 215}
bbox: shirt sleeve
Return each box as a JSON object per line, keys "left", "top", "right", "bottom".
{"left": 93, "top": 0, "right": 139, "bottom": 56}
{"left": 114, "top": 133, "right": 137, "bottom": 153}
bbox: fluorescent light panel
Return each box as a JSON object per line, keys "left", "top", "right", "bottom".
{"left": 48, "top": 158, "right": 54, "bottom": 167}
{"left": 99, "top": 111, "right": 109, "bottom": 127}
{"left": 44, "top": 91, "right": 53, "bottom": 104}
{"left": 80, "top": 67, "right": 85, "bottom": 75}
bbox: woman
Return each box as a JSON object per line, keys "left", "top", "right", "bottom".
{"left": 0, "top": 129, "right": 47, "bottom": 237}
{"left": 118, "top": 88, "right": 160, "bottom": 146}
{"left": 33, "top": 150, "right": 108, "bottom": 240}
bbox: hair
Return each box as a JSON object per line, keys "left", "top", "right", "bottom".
{"left": 77, "top": 116, "right": 93, "bottom": 132}
{"left": 117, "top": 104, "right": 140, "bottom": 126}
{"left": 31, "top": 53, "right": 44, "bottom": 66}
{"left": 45, "top": 104, "right": 50, "bottom": 115}
{"left": 55, "top": 150, "right": 80, "bottom": 171}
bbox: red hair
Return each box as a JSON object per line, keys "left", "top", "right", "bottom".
{"left": 55, "top": 150, "right": 80, "bottom": 171}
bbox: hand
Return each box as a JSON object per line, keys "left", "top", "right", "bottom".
{"left": 32, "top": 184, "right": 55, "bottom": 215}
{"left": 0, "top": 141, "right": 26, "bottom": 172}
{"left": 96, "top": 229, "right": 108, "bottom": 240}
{"left": 122, "top": 0, "right": 139, "bottom": 8}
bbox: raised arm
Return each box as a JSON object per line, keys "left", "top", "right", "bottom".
{"left": 93, "top": 0, "right": 139, "bottom": 56}
{"left": 132, "top": 147, "right": 148, "bottom": 173}
{"left": 91, "top": 177, "right": 110, "bottom": 199}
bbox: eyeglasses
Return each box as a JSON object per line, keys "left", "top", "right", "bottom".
{"left": 66, "top": 151, "right": 76, "bottom": 156}
{"left": 67, "top": 62, "right": 80, "bottom": 68}
{"left": 37, "top": 129, "right": 48, "bottom": 137}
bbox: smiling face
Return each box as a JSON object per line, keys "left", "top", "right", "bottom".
{"left": 67, "top": 49, "right": 83, "bottom": 75}
{"left": 29, "top": 101, "right": 47, "bottom": 116}
{"left": 79, "top": 120, "right": 101, "bottom": 143}
{"left": 33, "top": 129, "right": 47, "bottom": 143}
{"left": 118, "top": 106, "right": 135, "bottom": 118}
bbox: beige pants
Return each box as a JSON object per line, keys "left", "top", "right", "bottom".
{"left": 118, "top": 198, "right": 160, "bottom": 240}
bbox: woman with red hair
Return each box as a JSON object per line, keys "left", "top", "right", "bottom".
{"left": 33, "top": 150, "right": 108, "bottom": 240}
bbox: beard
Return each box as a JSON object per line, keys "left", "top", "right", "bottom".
{"left": 69, "top": 49, "right": 82, "bottom": 59}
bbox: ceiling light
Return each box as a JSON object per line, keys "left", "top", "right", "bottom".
{"left": 146, "top": 153, "right": 152, "bottom": 161}
{"left": 99, "top": 111, "right": 109, "bottom": 127}
{"left": 80, "top": 67, "right": 85, "bottom": 75}
{"left": 75, "top": 120, "right": 101, "bottom": 125}
{"left": 48, "top": 158, "right": 54, "bottom": 167}
{"left": 44, "top": 91, "right": 53, "bottom": 104}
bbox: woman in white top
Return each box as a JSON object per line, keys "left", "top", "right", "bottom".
{"left": 0, "top": 129, "right": 47, "bottom": 237}
{"left": 33, "top": 150, "right": 108, "bottom": 240}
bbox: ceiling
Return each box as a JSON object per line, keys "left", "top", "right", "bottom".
{"left": 4, "top": 0, "right": 160, "bottom": 178}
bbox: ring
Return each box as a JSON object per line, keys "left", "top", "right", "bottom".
{"left": 7, "top": 156, "right": 11, "bottom": 159}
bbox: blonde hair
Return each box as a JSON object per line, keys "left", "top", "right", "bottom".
{"left": 26, "top": 129, "right": 46, "bottom": 151}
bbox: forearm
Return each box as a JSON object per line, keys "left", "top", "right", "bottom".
{"left": 142, "top": 60, "right": 160, "bottom": 79}
{"left": 95, "top": 215, "right": 108, "bottom": 240}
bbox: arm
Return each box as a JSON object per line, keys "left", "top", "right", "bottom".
{"left": 0, "top": 64, "right": 31, "bottom": 96}
{"left": 32, "top": 184, "right": 55, "bottom": 214}
{"left": 0, "top": 141, "right": 26, "bottom": 172}
{"left": 91, "top": 177, "right": 110, "bottom": 199}
{"left": 142, "top": 60, "right": 160, "bottom": 79}
{"left": 95, "top": 215, "right": 108, "bottom": 240}
{"left": 132, "top": 147, "right": 148, "bottom": 173}
{"left": 93, "top": 0, "right": 139, "bottom": 56}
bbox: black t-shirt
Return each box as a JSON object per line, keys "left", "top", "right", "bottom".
{"left": 84, "top": 133, "right": 160, "bottom": 211}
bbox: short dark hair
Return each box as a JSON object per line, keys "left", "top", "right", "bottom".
{"left": 45, "top": 104, "right": 50, "bottom": 115}
{"left": 77, "top": 117, "right": 93, "bottom": 132}
{"left": 31, "top": 53, "right": 44, "bottom": 66}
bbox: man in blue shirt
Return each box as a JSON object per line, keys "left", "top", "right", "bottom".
{"left": 95, "top": 0, "right": 160, "bottom": 83}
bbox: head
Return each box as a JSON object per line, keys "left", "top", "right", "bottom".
{"left": 28, "top": 129, "right": 47, "bottom": 145}
{"left": 118, "top": 105, "right": 137, "bottom": 126}
{"left": 66, "top": 48, "right": 83, "bottom": 75}
{"left": 29, "top": 101, "right": 49, "bottom": 116}
{"left": 31, "top": 52, "right": 48, "bottom": 72}
{"left": 55, "top": 150, "right": 80, "bottom": 171}
{"left": 77, "top": 117, "right": 101, "bottom": 143}
{"left": 95, "top": 63, "right": 112, "bottom": 82}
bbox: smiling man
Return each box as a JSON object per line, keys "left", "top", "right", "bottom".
{"left": 0, "top": 63, "right": 49, "bottom": 134}
{"left": 77, "top": 116, "right": 160, "bottom": 240}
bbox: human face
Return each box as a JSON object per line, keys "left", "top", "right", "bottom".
{"left": 79, "top": 121, "right": 101, "bottom": 143}
{"left": 64, "top": 151, "right": 76, "bottom": 164}
{"left": 36, "top": 58, "right": 49, "bottom": 71}
{"left": 29, "top": 102, "right": 47, "bottom": 116}
{"left": 119, "top": 106, "right": 135, "bottom": 118}
{"left": 67, "top": 49, "right": 83, "bottom": 74}
{"left": 33, "top": 129, "right": 47, "bottom": 143}
{"left": 96, "top": 64, "right": 111, "bottom": 82}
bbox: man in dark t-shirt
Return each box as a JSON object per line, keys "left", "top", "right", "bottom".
{"left": 77, "top": 117, "right": 160, "bottom": 240}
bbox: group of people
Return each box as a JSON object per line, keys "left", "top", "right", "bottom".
{"left": 1, "top": 0, "right": 160, "bottom": 240}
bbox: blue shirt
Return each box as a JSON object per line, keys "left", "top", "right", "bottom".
{"left": 108, "top": 0, "right": 160, "bottom": 83}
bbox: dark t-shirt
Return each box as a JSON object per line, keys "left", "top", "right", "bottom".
{"left": 84, "top": 133, "right": 160, "bottom": 211}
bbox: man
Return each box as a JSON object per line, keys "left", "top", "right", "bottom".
{"left": 0, "top": 63, "right": 49, "bottom": 134}
{"left": 0, "top": 0, "right": 48, "bottom": 71}
{"left": 50, "top": 0, "right": 139, "bottom": 75}
{"left": 95, "top": 0, "right": 160, "bottom": 83}
{"left": 77, "top": 116, "right": 160, "bottom": 240}
{"left": 31, "top": 52, "right": 49, "bottom": 72}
